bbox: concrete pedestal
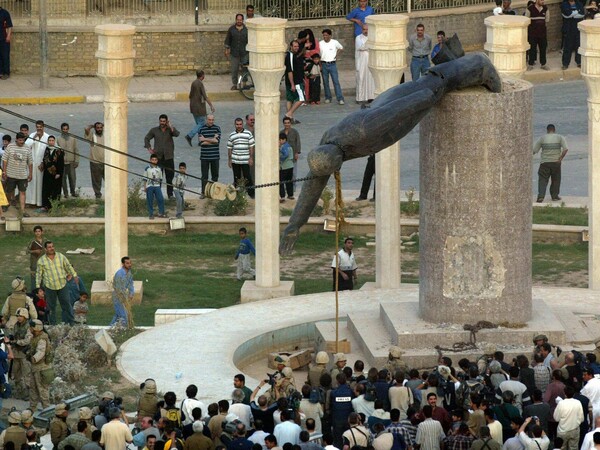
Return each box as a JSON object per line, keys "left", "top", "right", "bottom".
{"left": 484, "top": 15, "right": 530, "bottom": 78}
{"left": 90, "top": 280, "right": 144, "bottom": 305}
{"left": 241, "top": 18, "right": 294, "bottom": 302}
{"left": 579, "top": 20, "right": 600, "bottom": 290}
{"left": 367, "top": 14, "right": 409, "bottom": 289}
{"left": 241, "top": 280, "right": 295, "bottom": 303}
{"left": 419, "top": 79, "right": 533, "bottom": 323}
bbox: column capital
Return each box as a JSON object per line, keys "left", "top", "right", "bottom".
{"left": 95, "top": 24, "right": 135, "bottom": 102}
{"left": 95, "top": 24, "right": 136, "bottom": 61}
{"left": 247, "top": 18, "right": 287, "bottom": 95}
{"left": 246, "top": 18, "right": 287, "bottom": 61}
{"left": 484, "top": 15, "right": 530, "bottom": 78}
{"left": 366, "top": 14, "right": 409, "bottom": 93}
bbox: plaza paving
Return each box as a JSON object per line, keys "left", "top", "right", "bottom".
{"left": 118, "top": 285, "right": 600, "bottom": 404}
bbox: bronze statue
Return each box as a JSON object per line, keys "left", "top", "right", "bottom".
{"left": 279, "top": 53, "right": 502, "bottom": 255}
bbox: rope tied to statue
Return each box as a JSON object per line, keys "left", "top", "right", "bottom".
{"left": 434, "top": 321, "right": 498, "bottom": 354}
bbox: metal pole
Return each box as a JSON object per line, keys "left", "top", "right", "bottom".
{"left": 39, "top": 0, "right": 49, "bottom": 88}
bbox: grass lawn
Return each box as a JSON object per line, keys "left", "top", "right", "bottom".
{"left": 533, "top": 205, "right": 588, "bottom": 226}
{"left": 0, "top": 231, "right": 383, "bottom": 326}
{"left": 0, "top": 229, "right": 588, "bottom": 326}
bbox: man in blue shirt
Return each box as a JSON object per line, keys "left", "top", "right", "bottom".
{"left": 346, "top": 0, "right": 374, "bottom": 37}
{"left": 111, "top": 256, "right": 134, "bottom": 327}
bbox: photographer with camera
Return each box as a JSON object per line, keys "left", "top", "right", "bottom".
{"left": 8, "top": 307, "right": 31, "bottom": 401}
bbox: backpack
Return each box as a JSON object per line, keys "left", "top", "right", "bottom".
{"left": 349, "top": 427, "right": 371, "bottom": 450}
{"left": 309, "top": 386, "right": 325, "bottom": 404}
{"left": 364, "top": 382, "right": 377, "bottom": 402}
{"left": 163, "top": 406, "right": 182, "bottom": 428}
{"left": 456, "top": 380, "right": 483, "bottom": 410}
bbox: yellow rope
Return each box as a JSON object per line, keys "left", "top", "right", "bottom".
{"left": 333, "top": 171, "right": 346, "bottom": 353}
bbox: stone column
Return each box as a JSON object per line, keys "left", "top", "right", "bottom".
{"left": 97, "top": 24, "right": 135, "bottom": 280}
{"left": 484, "top": 16, "right": 530, "bottom": 78}
{"left": 240, "top": 18, "right": 294, "bottom": 302}
{"left": 419, "top": 79, "right": 533, "bottom": 323}
{"left": 580, "top": 20, "right": 600, "bottom": 289}
{"left": 367, "top": 14, "right": 409, "bottom": 289}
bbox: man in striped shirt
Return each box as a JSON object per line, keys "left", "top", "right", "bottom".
{"left": 198, "top": 114, "right": 221, "bottom": 198}
{"left": 415, "top": 405, "right": 444, "bottom": 450}
{"left": 227, "top": 117, "right": 255, "bottom": 198}
{"left": 533, "top": 124, "right": 568, "bottom": 203}
{"left": 2, "top": 132, "right": 32, "bottom": 217}
{"left": 35, "top": 241, "right": 77, "bottom": 325}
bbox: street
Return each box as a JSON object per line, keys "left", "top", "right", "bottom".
{"left": 0, "top": 79, "right": 589, "bottom": 198}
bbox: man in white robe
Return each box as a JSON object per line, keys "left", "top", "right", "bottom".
{"left": 355, "top": 24, "right": 375, "bottom": 107}
{"left": 25, "top": 120, "right": 49, "bottom": 207}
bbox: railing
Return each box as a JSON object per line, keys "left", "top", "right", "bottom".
{"left": 254, "top": 0, "right": 494, "bottom": 19}
{"left": 3, "top": 0, "right": 32, "bottom": 18}
{"left": 7, "top": 0, "right": 492, "bottom": 23}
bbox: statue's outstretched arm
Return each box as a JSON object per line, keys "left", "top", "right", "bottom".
{"left": 280, "top": 173, "right": 331, "bottom": 256}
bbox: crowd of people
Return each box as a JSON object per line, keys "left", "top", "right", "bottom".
{"left": 108, "top": 339, "right": 600, "bottom": 450}
{"left": 4, "top": 336, "right": 600, "bottom": 450}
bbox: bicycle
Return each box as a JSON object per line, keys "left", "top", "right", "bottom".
{"left": 237, "top": 65, "right": 255, "bottom": 100}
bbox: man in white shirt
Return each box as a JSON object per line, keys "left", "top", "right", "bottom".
{"left": 518, "top": 417, "right": 550, "bottom": 450}
{"left": 26, "top": 120, "right": 48, "bottom": 207}
{"left": 582, "top": 416, "right": 600, "bottom": 450}
{"left": 352, "top": 384, "right": 375, "bottom": 419}
{"left": 496, "top": 367, "right": 532, "bottom": 414}
{"left": 388, "top": 371, "right": 413, "bottom": 420}
{"left": 331, "top": 237, "right": 357, "bottom": 291}
{"left": 319, "top": 28, "right": 345, "bottom": 105}
{"left": 582, "top": 369, "right": 600, "bottom": 422}
{"left": 249, "top": 420, "right": 269, "bottom": 450}
{"left": 274, "top": 410, "right": 302, "bottom": 446}
{"left": 181, "top": 384, "right": 207, "bottom": 426}
{"left": 230, "top": 388, "right": 253, "bottom": 429}
{"left": 553, "top": 385, "right": 584, "bottom": 450}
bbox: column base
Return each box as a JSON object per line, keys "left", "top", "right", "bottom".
{"left": 91, "top": 280, "right": 144, "bottom": 305}
{"left": 240, "top": 281, "right": 295, "bottom": 303}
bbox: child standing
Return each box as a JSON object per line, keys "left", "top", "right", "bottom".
{"left": 279, "top": 133, "right": 294, "bottom": 203}
{"left": 144, "top": 154, "right": 166, "bottom": 219}
{"left": 73, "top": 293, "right": 89, "bottom": 325}
{"left": 235, "top": 227, "right": 256, "bottom": 281}
{"left": 31, "top": 287, "right": 49, "bottom": 324}
{"left": 172, "top": 162, "right": 187, "bottom": 218}
{"left": 308, "top": 53, "right": 322, "bottom": 104}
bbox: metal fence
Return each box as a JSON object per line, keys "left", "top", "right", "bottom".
{"left": 254, "top": 0, "right": 493, "bottom": 19}
{"left": 3, "top": 0, "right": 32, "bottom": 18}
{"left": 5, "top": 0, "right": 491, "bottom": 23}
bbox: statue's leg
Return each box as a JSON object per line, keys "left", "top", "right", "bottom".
{"left": 280, "top": 172, "right": 331, "bottom": 255}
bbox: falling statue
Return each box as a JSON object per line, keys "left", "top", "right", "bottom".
{"left": 279, "top": 51, "right": 502, "bottom": 256}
